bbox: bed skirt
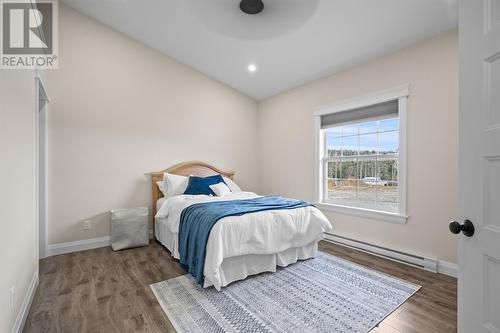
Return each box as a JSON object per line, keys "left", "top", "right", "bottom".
{"left": 155, "top": 217, "right": 318, "bottom": 289}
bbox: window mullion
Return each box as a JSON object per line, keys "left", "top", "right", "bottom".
{"left": 323, "top": 131, "right": 328, "bottom": 201}
{"left": 356, "top": 126, "right": 360, "bottom": 202}
{"left": 376, "top": 121, "right": 379, "bottom": 205}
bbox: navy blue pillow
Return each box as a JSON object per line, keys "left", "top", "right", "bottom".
{"left": 183, "top": 175, "right": 226, "bottom": 196}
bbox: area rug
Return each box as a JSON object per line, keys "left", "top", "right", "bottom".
{"left": 150, "top": 252, "right": 420, "bottom": 333}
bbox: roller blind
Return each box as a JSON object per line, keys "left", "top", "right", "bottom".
{"left": 321, "top": 100, "right": 398, "bottom": 129}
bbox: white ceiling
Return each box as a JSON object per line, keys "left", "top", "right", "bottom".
{"left": 62, "top": 0, "right": 458, "bottom": 100}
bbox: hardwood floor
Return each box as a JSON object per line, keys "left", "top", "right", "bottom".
{"left": 24, "top": 241, "right": 457, "bottom": 333}
{"left": 319, "top": 242, "right": 457, "bottom": 333}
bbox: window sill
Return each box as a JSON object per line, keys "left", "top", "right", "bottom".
{"left": 315, "top": 202, "right": 408, "bottom": 224}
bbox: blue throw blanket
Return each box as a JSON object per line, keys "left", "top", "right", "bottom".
{"left": 178, "top": 195, "right": 313, "bottom": 285}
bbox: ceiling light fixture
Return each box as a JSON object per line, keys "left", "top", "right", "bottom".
{"left": 248, "top": 64, "right": 257, "bottom": 72}
{"left": 240, "top": 0, "right": 264, "bottom": 15}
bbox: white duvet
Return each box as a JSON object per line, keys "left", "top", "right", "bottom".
{"left": 155, "top": 192, "right": 332, "bottom": 289}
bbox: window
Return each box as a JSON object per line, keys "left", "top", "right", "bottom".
{"left": 325, "top": 115, "right": 399, "bottom": 210}
{"left": 314, "top": 86, "right": 408, "bottom": 223}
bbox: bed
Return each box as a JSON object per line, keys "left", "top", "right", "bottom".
{"left": 151, "top": 161, "right": 332, "bottom": 290}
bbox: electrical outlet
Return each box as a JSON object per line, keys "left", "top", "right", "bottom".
{"left": 10, "top": 286, "right": 15, "bottom": 310}
{"left": 83, "top": 220, "right": 91, "bottom": 231}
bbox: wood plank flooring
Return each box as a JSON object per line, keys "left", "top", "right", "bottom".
{"left": 24, "top": 241, "right": 457, "bottom": 333}
{"left": 319, "top": 242, "right": 457, "bottom": 333}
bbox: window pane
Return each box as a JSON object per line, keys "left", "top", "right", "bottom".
{"left": 379, "top": 117, "right": 399, "bottom": 131}
{"left": 327, "top": 132, "right": 341, "bottom": 157}
{"left": 359, "top": 133, "right": 377, "bottom": 156}
{"left": 342, "top": 135, "right": 358, "bottom": 156}
{"left": 358, "top": 120, "right": 378, "bottom": 134}
{"left": 358, "top": 159, "right": 377, "bottom": 179}
{"left": 378, "top": 131, "right": 398, "bottom": 155}
{"left": 377, "top": 159, "right": 398, "bottom": 212}
{"left": 326, "top": 161, "right": 339, "bottom": 194}
{"left": 328, "top": 160, "right": 357, "bottom": 204}
{"left": 341, "top": 159, "right": 358, "bottom": 179}
{"left": 342, "top": 124, "right": 358, "bottom": 136}
{"left": 358, "top": 160, "right": 377, "bottom": 206}
{"left": 377, "top": 158, "right": 398, "bottom": 183}
{"left": 328, "top": 126, "right": 343, "bottom": 138}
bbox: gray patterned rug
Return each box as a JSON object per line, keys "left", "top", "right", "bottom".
{"left": 150, "top": 252, "right": 420, "bottom": 333}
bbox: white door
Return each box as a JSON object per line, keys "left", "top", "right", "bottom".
{"left": 457, "top": 1, "right": 500, "bottom": 332}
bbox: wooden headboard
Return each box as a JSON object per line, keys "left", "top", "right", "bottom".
{"left": 150, "top": 161, "right": 235, "bottom": 235}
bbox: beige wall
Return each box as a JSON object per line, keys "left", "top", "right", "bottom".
{"left": 47, "top": 5, "right": 259, "bottom": 244}
{"left": 0, "top": 70, "right": 38, "bottom": 331}
{"left": 258, "top": 30, "right": 459, "bottom": 263}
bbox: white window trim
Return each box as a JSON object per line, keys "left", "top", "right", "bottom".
{"left": 314, "top": 84, "right": 409, "bottom": 224}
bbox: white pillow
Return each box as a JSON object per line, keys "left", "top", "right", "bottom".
{"left": 209, "top": 182, "right": 232, "bottom": 197}
{"left": 156, "top": 181, "right": 167, "bottom": 196}
{"left": 163, "top": 172, "right": 189, "bottom": 196}
{"left": 222, "top": 176, "right": 242, "bottom": 192}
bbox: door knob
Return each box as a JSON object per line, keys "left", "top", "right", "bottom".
{"left": 449, "top": 219, "right": 474, "bottom": 237}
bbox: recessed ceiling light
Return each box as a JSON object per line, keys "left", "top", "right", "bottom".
{"left": 248, "top": 64, "right": 257, "bottom": 72}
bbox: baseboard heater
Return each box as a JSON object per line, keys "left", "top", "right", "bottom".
{"left": 323, "top": 233, "right": 438, "bottom": 273}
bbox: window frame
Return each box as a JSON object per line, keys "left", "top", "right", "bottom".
{"left": 314, "top": 85, "right": 409, "bottom": 224}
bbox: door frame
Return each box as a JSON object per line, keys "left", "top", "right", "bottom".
{"left": 35, "top": 71, "right": 49, "bottom": 260}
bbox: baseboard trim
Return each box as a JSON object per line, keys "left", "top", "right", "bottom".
{"left": 47, "top": 229, "right": 155, "bottom": 257}
{"left": 47, "top": 236, "right": 111, "bottom": 256}
{"left": 11, "top": 271, "right": 38, "bottom": 333}
{"left": 437, "top": 260, "right": 458, "bottom": 278}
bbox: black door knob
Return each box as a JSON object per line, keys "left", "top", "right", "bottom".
{"left": 449, "top": 219, "right": 474, "bottom": 237}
